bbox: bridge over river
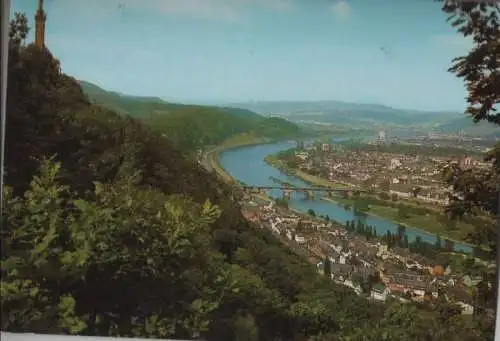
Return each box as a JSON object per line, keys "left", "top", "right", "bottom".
{"left": 241, "top": 185, "right": 370, "bottom": 200}
{"left": 220, "top": 141, "right": 476, "bottom": 255}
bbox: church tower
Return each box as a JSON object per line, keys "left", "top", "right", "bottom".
{"left": 34, "top": 0, "right": 47, "bottom": 49}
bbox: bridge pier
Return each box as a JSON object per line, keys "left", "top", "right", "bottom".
{"left": 282, "top": 189, "right": 292, "bottom": 200}
{"left": 305, "top": 190, "right": 315, "bottom": 200}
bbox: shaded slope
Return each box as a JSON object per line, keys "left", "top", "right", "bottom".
{"left": 4, "top": 42, "right": 377, "bottom": 341}
{"left": 78, "top": 80, "right": 301, "bottom": 151}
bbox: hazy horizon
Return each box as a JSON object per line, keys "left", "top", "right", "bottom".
{"left": 13, "top": 0, "right": 473, "bottom": 112}
{"left": 81, "top": 79, "right": 468, "bottom": 115}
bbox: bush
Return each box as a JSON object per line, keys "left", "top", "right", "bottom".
{"left": 379, "top": 192, "right": 390, "bottom": 200}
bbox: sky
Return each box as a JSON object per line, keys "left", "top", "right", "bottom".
{"left": 11, "top": 0, "right": 475, "bottom": 111}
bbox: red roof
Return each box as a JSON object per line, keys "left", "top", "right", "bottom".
{"left": 242, "top": 211, "right": 258, "bottom": 221}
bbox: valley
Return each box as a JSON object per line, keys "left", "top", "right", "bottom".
{"left": 228, "top": 100, "right": 500, "bottom": 139}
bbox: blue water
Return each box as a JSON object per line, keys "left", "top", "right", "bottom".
{"left": 219, "top": 140, "right": 473, "bottom": 254}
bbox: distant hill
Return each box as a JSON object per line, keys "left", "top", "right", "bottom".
{"left": 78, "top": 80, "right": 183, "bottom": 116}
{"left": 228, "top": 100, "right": 499, "bottom": 137}
{"left": 78, "top": 81, "right": 302, "bottom": 151}
{"left": 435, "top": 116, "right": 500, "bottom": 136}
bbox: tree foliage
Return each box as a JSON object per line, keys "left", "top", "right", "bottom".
{"left": 437, "top": 0, "right": 499, "bottom": 250}
{"left": 145, "top": 110, "right": 300, "bottom": 153}
{"left": 439, "top": 0, "right": 499, "bottom": 125}
{"left": 437, "top": 0, "right": 499, "bottom": 316}
{"left": 79, "top": 80, "right": 302, "bottom": 153}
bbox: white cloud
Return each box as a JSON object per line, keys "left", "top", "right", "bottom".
{"left": 46, "top": 0, "right": 294, "bottom": 23}
{"left": 330, "top": 0, "right": 351, "bottom": 19}
{"left": 430, "top": 33, "right": 474, "bottom": 53}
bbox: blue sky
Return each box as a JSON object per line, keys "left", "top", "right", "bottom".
{"left": 11, "top": 0, "right": 474, "bottom": 111}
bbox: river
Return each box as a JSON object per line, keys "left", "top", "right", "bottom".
{"left": 219, "top": 140, "right": 474, "bottom": 254}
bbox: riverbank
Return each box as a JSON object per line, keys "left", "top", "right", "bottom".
{"left": 320, "top": 196, "right": 479, "bottom": 246}
{"left": 264, "top": 153, "right": 481, "bottom": 245}
{"left": 264, "top": 154, "right": 351, "bottom": 189}
{"left": 204, "top": 134, "right": 293, "bottom": 184}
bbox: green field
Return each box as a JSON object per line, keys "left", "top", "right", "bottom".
{"left": 323, "top": 196, "right": 477, "bottom": 243}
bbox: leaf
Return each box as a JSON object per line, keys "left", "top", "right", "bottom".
{"left": 93, "top": 181, "right": 103, "bottom": 195}
{"left": 1, "top": 257, "right": 25, "bottom": 271}
{"left": 73, "top": 199, "right": 89, "bottom": 212}
{"left": 191, "top": 299, "right": 203, "bottom": 312}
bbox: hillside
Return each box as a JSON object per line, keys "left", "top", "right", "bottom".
{"left": 228, "top": 100, "right": 500, "bottom": 137}
{"left": 79, "top": 81, "right": 302, "bottom": 151}
{"left": 4, "top": 29, "right": 380, "bottom": 341}
{"left": 436, "top": 116, "right": 500, "bottom": 136}
{"left": 78, "top": 80, "right": 175, "bottom": 115}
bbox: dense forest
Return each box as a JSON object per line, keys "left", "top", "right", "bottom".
{"left": 79, "top": 80, "right": 302, "bottom": 152}
{"left": 1, "top": 5, "right": 497, "bottom": 341}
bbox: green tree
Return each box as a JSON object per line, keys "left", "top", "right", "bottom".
{"left": 2, "top": 159, "right": 227, "bottom": 338}
{"left": 437, "top": 0, "right": 499, "bottom": 257}
{"left": 379, "top": 179, "right": 391, "bottom": 192}
{"left": 323, "top": 257, "right": 332, "bottom": 278}
{"left": 403, "top": 235, "right": 409, "bottom": 248}
{"left": 411, "top": 186, "right": 422, "bottom": 198}
{"left": 9, "top": 13, "right": 30, "bottom": 46}
{"left": 353, "top": 199, "right": 370, "bottom": 214}
{"left": 379, "top": 192, "right": 390, "bottom": 200}
{"left": 438, "top": 1, "right": 499, "bottom": 125}
{"left": 233, "top": 314, "right": 259, "bottom": 341}
{"left": 275, "top": 197, "right": 289, "bottom": 208}
{"left": 397, "top": 206, "right": 410, "bottom": 219}
{"left": 438, "top": 0, "right": 499, "bottom": 312}
{"left": 435, "top": 236, "right": 443, "bottom": 249}
{"left": 307, "top": 209, "right": 316, "bottom": 217}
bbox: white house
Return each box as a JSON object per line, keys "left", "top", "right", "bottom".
{"left": 389, "top": 158, "right": 402, "bottom": 170}
{"left": 270, "top": 222, "right": 280, "bottom": 235}
{"left": 371, "top": 283, "right": 391, "bottom": 301}
{"left": 295, "top": 235, "right": 306, "bottom": 244}
{"left": 360, "top": 259, "right": 372, "bottom": 268}
{"left": 412, "top": 288, "right": 426, "bottom": 297}
{"left": 295, "top": 152, "right": 308, "bottom": 161}
{"left": 456, "top": 301, "right": 474, "bottom": 315}
{"left": 330, "top": 243, "right": 342, "bottom": 253}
